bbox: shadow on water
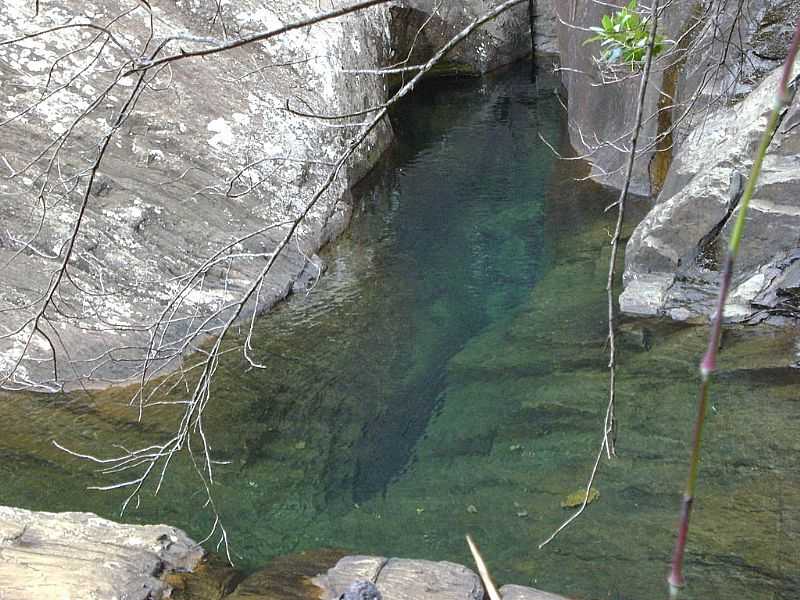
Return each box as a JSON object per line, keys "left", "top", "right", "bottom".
{"left": 317, "top": 63, "right": 563, "bottom": 502}
{"left": 1, "top": 60, "right": 799, "bottom": 599}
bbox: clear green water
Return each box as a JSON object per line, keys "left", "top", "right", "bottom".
{"left": 2, "top": 62, "right": 799, "bottom": 599}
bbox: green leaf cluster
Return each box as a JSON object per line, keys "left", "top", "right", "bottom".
{"left": 583, "top": 0, "right": 666, "bottom": 68}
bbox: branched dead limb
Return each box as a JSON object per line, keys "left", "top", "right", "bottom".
{"left": 540, "top": 0, "right": 662, "bottom": 549}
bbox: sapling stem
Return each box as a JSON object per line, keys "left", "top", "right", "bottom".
{"left": 667, "top": 19, "right": 800, "bottom": 597}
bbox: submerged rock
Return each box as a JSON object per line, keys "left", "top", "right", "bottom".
{"left": 166, "top": 553, "right": 243, "bottom": 600}
{"left": 0, "top": 505, "right": 203, "bottom": 600}
{"left": 225, "top": 548, "right": 346, "bottom": 600}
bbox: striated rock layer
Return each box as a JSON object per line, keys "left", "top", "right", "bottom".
{"left": 555, "top": 0, "right": 799, "bottom": 196}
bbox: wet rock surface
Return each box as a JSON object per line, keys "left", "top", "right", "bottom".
{"left": 554, "top": 0, "right": 800, "bottom": 195}
{"left": 225, "top": 548, "right": 346, "bottom": 600}
{"left": 167, "top": 553, "right": 244, "bottom": 600}
{"left": 211, "top": 550, "right": 572, "bottom": 600}
{"left": 0, "top": 505, "right": 204, "bottom": 600}
{"left": 0, "top": 0, "right": 538, "bottom": 391}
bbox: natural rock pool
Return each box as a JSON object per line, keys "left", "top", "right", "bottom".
{"left": 1, "top": 61, "right": 798, "bottom": 599}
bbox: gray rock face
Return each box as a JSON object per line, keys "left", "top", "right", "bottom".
{"left": 747, "top": 1, "right": 800, "bottom": 66}
{"left": 532, "top": 0, "right": 559, "bottom": 55}
{"left": 312, "top": 555, "right": 484, "bottom": 600}
{"left": 390, "top": 1, "right": 533, "bottom": 76}
{"left": 553, "top": 0, "right": 798, "bottom": 195}
{"left": 0, "top": 1, "right": 535, "bottom": 390}
{"left": 500, "top": 584, "right": 572, "bottom": 599}
{"left": 0, "top": 505, "right": 203, "bottom": 600}
{"left": 621, "top": 63, "right": 800, "bottom": 323}
{"left": 554, "top": 1, "right": 687, "bottom": 195}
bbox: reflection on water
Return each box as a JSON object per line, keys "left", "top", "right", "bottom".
{"left": 1, "top": 62, "right": 798, "bottom": 599}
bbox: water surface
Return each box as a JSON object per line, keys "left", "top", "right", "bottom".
{"left": 1, "top": 61, "right": 798, "bottom": 600}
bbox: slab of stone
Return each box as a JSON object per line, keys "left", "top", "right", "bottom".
{"left": 0, "top": 505, "right": 203, "bottom": 600}
{"left": 226, "top": 548, "right": 346, "bottom": 600}
{"left": 312, "top": 555, "right": 484, "bottom": 600}
{"left": 622, "top": 61, "right": 800, "bottom": 324}
{"left": 500, "top": 584, "right": 572, "bottom": 599}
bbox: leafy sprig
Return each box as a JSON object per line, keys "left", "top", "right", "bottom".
{"left": 584, "top": 0, "right": 666, "bottom": 68}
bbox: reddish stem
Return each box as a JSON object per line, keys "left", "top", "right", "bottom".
{"left": 668, "top": 17, "right": 800, "bottom": 597}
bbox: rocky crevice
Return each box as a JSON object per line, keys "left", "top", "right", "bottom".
{"left": 551, "top": 0, "right": 800, "bottom": 325}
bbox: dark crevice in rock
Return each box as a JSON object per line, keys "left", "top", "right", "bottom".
{"left": 692, "top": 169, "right": 745, "bottom": 271}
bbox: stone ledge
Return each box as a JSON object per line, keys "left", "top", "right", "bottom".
{"left": 0, "top": 505, "right": 203, "bottom": 600}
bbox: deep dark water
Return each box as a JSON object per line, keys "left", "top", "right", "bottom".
{"left": 1, "top": 61, "right": 799, "bottom": 600}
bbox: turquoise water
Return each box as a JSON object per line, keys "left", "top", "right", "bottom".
{"left": 1, "top": 62, "right": 799, "bottom": 599}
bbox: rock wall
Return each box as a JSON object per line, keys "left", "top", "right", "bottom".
{"left": 551, "top": 0, "right": 800, "bottom": 322}
{"left": 0, "top": 0, "right": 393, "bottom": 389}
{"left": 621, "top": 63, "right": 800, "bottom": 322}
{"left": 389, "top": 0, "right": 559, "bottom": 73}
{"left": 533, "top": 0, "right": 559, "bottom": 55}
{"left": 554, "top": 1, "right": 681, "bottom": 195}
{"left": 390, "top": 1, "right": 532, "bottom": 76}
{"left": 0, "top": 1, "right": 535, "bottom": 390}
